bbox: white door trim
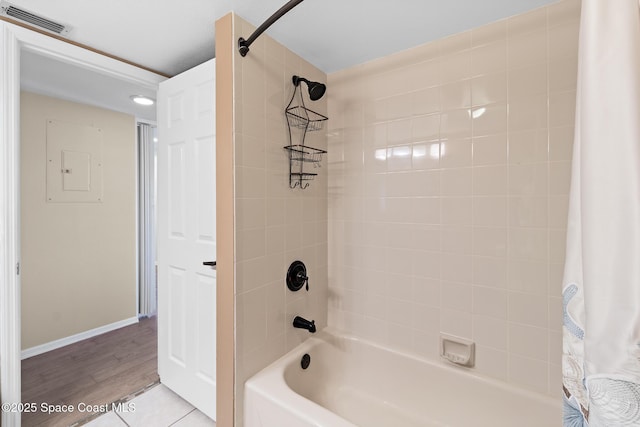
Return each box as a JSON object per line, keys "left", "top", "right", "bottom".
{"left": 0, "top": 23, "right": 21, "bottom": 427}
{"left": 0, "top": 22, "right": 165, "bottom": 427}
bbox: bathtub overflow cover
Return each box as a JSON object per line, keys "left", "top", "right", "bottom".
{"left": 301, "top": 353, "right": 311, "bottom": 370}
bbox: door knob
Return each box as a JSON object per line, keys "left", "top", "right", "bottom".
{"left": 203, "top": 261, "right": 216, "bottom": 269}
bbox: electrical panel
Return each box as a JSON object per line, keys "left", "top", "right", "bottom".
{"left": 46, "top": 119, "right": 103, "bottom": 203}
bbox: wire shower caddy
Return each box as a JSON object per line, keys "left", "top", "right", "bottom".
{"left": 284, "top": 77, "right": 328, "bottom": 189}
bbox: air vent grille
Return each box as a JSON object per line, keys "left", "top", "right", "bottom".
{"left": 0, "top": 1, "right": 70, "bottom": 36}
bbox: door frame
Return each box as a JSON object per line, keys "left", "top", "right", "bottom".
{"left": 0, "top": 22, "right": 165, "bottom": 426}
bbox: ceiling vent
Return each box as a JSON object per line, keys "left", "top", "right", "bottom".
{"left": 0, "top": 1, "right": 71, "bottom": 36}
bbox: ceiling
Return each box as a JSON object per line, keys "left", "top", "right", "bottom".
{"left": 14, "top": 0, "right": 560, "bottom": 121}
{"left": 21, "top": 50, "right": 159, "bottom": 121}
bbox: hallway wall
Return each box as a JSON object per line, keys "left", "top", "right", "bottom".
{"left": 21, "top": 91, "right": 137, "bottom": 351}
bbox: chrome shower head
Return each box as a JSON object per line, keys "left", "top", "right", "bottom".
{"left": 292, "top": 75, "right": 326, "bottom": 101}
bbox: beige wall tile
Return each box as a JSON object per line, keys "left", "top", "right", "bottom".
{"left": 411, "top": 142, "right": 441, "bottom": 170}
{"left": 549, "top": 56, "right": 578, "bottom": 92}
{"left": 387, "top": 118, "right": 412, "bottom": 145}
{"left": 326, "top": 0, "right": 577, "bottom": 402}
{"left": 441, "top": 226, "right": 473, "bottom": 255}
{"left": 473, "top": 196, "right": 508, "bottom": 227}
{"left": 508, "top": 7, "right": 547, "bottom": 37}
{"left": 473, "top": 256, "right": 508, "bottom": 289}
{"left": 549, "top": 228, "right": 568, "bottom": 264}
{"left": 472, "top": 102, "right": 507, "bottom": 137}
{"left": 509, "top": 196, "right": 548, "bottom": 227}
{"left": 232, "top": 13, "right": 328, "bottom": 426}
{"left": 509, "top": 63, "right": 548, "bottom": 99}
{"left": 441, "top": 109, "right": 472, "bottom": 139}
{"left": 411, "top": 197, "right": 442, "bottom": 224}
{"left": 441, "top": 254, "right": 473, "bottom": 284}
{"left": 508, "top": 292, "right": 548, "bottom": 328}
{"left": 472, "top": 72, "right": 508, "bottom": 106}
{"left": 508, "top": 95, "right": 548, "bottom": 131}
{"left": 412, "top": 87, "right": 441, "bottom": 116}
{"left": 412, "top": 114, "right": 441, "bottom": 141}
{"left": 549, "top": 195, "right": 570, "bottom": 228}
{"left": 441, "top": 197, "right": 473, "bottom": 225}
{"left": 473, "top": 287, "right": 508, "bottom": 320}
{"left": 440, "top": 30, "right": 472, "bottom": 55}
{"left": 440, "top": 308, "right": 473, "bottom": 338}
{"left": 549, "top": 161, "right": 572, "bottom": 195}
{"left": 441, "top": 168, "right": 473, "bottom": 196}
{"left": 440, "top": 138, "right": 472, "bottom": 168}
{"left": 509, "top": 354, "right": 549, "bottom": 393}
{"left": 547, "top": 0, "right": 581, "bottom": 28}
{"left": 472, "top": 20, "right": 507, "bottom": 47}
{"left": 508, "top": 227, "right": 548, "bottom": 261}
{"left": 475, "top": 346, "right": 508, "bottom": 381}
{"left": 440, "top": 51, "right": 472, "bottom": 83}
{"left": 474, "top": 315, "right": 508, "bottom": 350}
{"left": 549, "top": 91, "right": 577, "bottom": 128}
{"left": 509, "top": 129, "right": 548, "bottom": 163}
{"left": 441, "top": 282, "right": 473, "bottom": 311}
{"left": 471, "top": 40, "right": 507, "bottom": 76}
{"left": 383, "top": 149, "right": 411, "bottom": 172}
{"left": 473, "top": 226, "right": 508, "bottom": 258}
{"left": 509, "top": 323, "right": 549, "bottom": 361}
{"left": 548, "top": 262, "right": 565, "bottom": 298}
{"left": 406, "top": 59, "right": 441, "bottom": 90}
{"left": 508, "top": 258, "right": 549, "bottom": 295}
{"left": 548, "top": 297, "right": 563, "bottom": 333}
{"left": 473, "top": 165, "right": 508, "bottom": 196}
{"left": 509, "top": 163, "right": 548, "bottom": 196}
{"left": 549, "top": 126, "right": 574, "bottom": 161}
{"left": 472, "top": 133, "right": 507, "bottom": 166}
{"left": 549, "top": 20, "right": 580, "bottom": 61}
{"left": 508, "top": 29, "right": 548, "bottom": 69}
{"left": 441, "top": 80, "right": 472, "bottom": 110}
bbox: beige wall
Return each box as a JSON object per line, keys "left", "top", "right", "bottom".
{"left": 327, "top": 0, "right": 579, "bottom": 397}
{"left": 215, "top": 12, "right": 235, "bottom": 427}
{"left": 229, "top": 14, "right": 329, "bottom": 426}
{"left": 21, "top": 91, "right": 137, "bottom": 350}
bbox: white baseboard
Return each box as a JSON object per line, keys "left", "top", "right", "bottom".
{"left": 21, "top": 316, "right": 139, "bottom": 360}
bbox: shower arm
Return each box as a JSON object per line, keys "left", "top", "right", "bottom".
{"left": 238, "top": 0, "right": 304, "bottom": 57}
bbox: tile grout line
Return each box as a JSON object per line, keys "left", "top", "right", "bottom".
{"left": 116, "top": 410, "right": 131, "bottom": 427}
{"left": 167, "top": 408, "right": 198, "bottom": 426}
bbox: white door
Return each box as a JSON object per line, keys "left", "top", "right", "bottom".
{"left": 157, "top": 58, "right": 216, "bottom": 420}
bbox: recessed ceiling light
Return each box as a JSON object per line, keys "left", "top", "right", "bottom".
{"left": 130, "top": 95, "right": 155, "bottom": 106}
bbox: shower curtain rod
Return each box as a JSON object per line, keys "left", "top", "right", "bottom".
{"left": 238, "top": 0, "right": 304, "bottom": 57}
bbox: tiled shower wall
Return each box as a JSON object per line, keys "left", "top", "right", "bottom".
{"left": 327, "top": 0, "right": 579, "bottom": 397}
{"left": 231, "top": 14, "right": 328, "bottom": 425}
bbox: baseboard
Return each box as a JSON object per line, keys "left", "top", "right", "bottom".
{"left": 21, "top": 316, "right": 139, "bottom": 360}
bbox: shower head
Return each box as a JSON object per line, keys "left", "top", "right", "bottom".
{"left": 292, "top": 75, "right": 326, "bottom": 101}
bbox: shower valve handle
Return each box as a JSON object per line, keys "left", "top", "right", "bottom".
{"left": 297, "top": 271, "right": 309, "bottom": 291}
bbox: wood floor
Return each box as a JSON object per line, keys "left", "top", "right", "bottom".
{"left": 21, "top": 316, "right": 159, "bottom": 427}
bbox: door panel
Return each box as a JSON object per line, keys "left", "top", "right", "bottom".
{"left": 157, "top": 58, "right": 216, "bottom": 420}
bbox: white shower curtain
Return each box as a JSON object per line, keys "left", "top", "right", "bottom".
{"left": 562, "top": 0, "right": 640, "bottom": 426}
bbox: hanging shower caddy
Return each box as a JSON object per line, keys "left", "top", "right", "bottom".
{"left": 284, "top": 75, "right": 328, "bottom": 189}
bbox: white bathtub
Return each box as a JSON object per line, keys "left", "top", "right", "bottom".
{"left": 244, "top": 328, "right": 562, "bottom": 427}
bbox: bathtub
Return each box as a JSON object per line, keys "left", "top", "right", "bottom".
{"left": 244, "top": 328, "right": 561, "bottom": 427}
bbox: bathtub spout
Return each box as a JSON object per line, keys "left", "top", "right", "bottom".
{"left": 293, "top": 316, "right": 316, "bottom": 333}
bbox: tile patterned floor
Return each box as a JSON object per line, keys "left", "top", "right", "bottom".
{"left": 82, "top": 384, "right": 215, "bottom": 427}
